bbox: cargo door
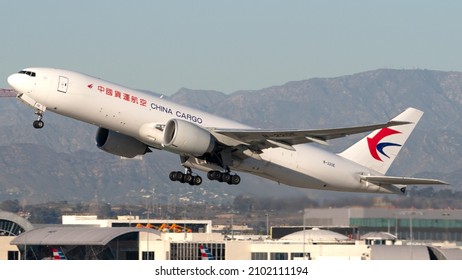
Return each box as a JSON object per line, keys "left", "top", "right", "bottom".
{"left": 57, "top": 76, "right": 69, "bottom": 93}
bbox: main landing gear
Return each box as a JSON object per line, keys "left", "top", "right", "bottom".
{"left": 207, "top": 170, "right": 241, "bottom": 185}
{"left": 171, "top": 154, "right": 241, "bottom": 186}
{"left": 33, "top": 110, "right": 45, "bottom": 129}
{"left": 169, "top": 169, "right": 241, "bottom": 186}
{"left": 169, "top": 169, "right": 203, "bottom": 186}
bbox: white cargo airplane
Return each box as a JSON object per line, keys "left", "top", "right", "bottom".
{"left": 7, "top": 68, "right": 447, "bottom": 194}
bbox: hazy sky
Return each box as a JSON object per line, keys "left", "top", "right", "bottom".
{"left": 2, "top": 0, "right": 462, "bottom": 94}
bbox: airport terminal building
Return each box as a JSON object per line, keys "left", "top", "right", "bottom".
{"left": 302, "top": 207, "right": 462, "bottom": 241}
{"left": 1, "top": 208, "right": 462, "bottom": 260}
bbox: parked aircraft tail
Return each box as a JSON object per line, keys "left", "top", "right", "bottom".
{"left": 52, "top": 248, "right": 67, "bottom": 260}
{"left": 339, "top": 107, "right": 423, "bottom": 175}
{"left": 199, "top": 245, "right": 215, "bottom": 260}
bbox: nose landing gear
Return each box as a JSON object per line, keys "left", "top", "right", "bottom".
{"left": 33, "top": 110, "right": 45, "bottom": 129}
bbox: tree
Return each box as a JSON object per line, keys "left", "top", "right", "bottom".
{"left": 0, "top": 200, "right": 20, "bottom": 212}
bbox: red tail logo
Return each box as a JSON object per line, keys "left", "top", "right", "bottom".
{"left": 367, "top": 128, "right": 402, "bottom": 161}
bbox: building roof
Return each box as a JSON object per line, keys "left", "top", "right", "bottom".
{"left": 361, "top": 232, "right": 397, "bottom": 240}
{"left": 11, "top": 226, "right": 160, "bottom": 246}
{"left": 0, "top": 210, "right": 34, "bottom": 236}
{"left": 280, "top": 228, "right": 349, "bottom": 242}
{"left": 370, "top": 245, "right": 430, "bottom": 260}
{"left": 436, "top": 247, "right": 462, "bottom": 260}
{"left": 371, "top": 244, "right": 462, "bottom": 260}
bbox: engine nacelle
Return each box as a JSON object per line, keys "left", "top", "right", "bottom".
{"left": 163, "top": 119, "right": 215, "bottom": 156}
{"left": 96, "top": 128, "right": 150, "bottom": 158}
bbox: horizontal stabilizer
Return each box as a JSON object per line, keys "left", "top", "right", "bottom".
{"left": 360, "top": 175, "right": 449, "bottom": 186}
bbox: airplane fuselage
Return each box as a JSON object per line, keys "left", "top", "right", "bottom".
{"left": 7, "top": 68, "right": 401, "bottom": 194}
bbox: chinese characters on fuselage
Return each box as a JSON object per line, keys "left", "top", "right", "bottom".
{"left": 95, "top": 85, "right": 203, "bottom": 124}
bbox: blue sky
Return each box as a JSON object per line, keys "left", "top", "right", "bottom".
{"left": 2, "top": 0, "right": 462, "bottom": 94}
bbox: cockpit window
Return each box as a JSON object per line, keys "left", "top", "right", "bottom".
{"left": 18, "top": 70, "right": 36, "bottom": 77}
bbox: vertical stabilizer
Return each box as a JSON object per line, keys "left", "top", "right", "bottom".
{"left": 199, "top": 245, "right": 215, "bottom": 260}
{"left": 52, "top": 248, "right": 67, "bottom": 260}
{"left": 339, "top": 107, "right": 423, "bottom": 174}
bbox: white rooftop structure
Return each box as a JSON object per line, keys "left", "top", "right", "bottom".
{"left": 280, "top": 228, "right": 351, "bottom": 243}
{"left": 11, "top": 226, "right": 160, "bottom": 246}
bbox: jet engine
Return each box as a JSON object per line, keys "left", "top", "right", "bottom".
{"left": 163, "top": 119, "right": 216, "bottom": 156}
{"left": 96, "top": 128, "right": 150, "bottom": 158}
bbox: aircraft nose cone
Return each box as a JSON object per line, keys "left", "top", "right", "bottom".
{"left": 7, "top": 73, "right": 31, "bottom": 94}
{"left": 7, "top": 73, "right": 19, "bottom": 90}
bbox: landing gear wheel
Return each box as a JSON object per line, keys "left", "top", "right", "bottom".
{"left": 169, "top": 171, "right": 184, "bottom": 182}
{"left": 222, "top": 173, "right": 231, "bottom": 183}
{"left": 230, "top": 174, "right": 241, "bottom": 185}
{"left": 207, "top": 170, "right": 221, "bottom": 181}
{"left": 168, "top": 171, "right": 176, "bottom": 181}
{"left": 187, "top": 175, "right": 202, "bottom": 186}
{"left": 33, "top": 120, "right": 44, "bottom": 129}
{"left": 184, "top": 173, "right": 193, "bottom": 184}
{"left": 193, "top": 176, "right": 202, "bottom": 185}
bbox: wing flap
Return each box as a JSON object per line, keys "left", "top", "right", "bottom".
{"left": 360, "top": 175, "right": 449, "bottom": 186}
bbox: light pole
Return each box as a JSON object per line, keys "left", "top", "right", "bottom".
{"left": 409, "top": 211, "right": 423, "bottom": 244}
{"left": 399, "top": 210, "right": 422, "bottom": 242}
{"left": 231, "top": 214, "right": 234, "bottom": 240}
{"left": 142, "top": 194, "right": 152, "bottom": 260}
{"left": 183, "top": 211, "right": 187, "bottom": 241}
{"left": 303, "top": 209, "right": 306, "bottom": 260}
{"left": 400, "top": 210, "right": 423, "bottom": 260}
{"left": 443, "top": 213, "right": 450, "bottom": 241}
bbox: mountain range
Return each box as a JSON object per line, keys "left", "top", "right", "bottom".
{"left": 0, "top": 69, "right": 460, "bottom": 205}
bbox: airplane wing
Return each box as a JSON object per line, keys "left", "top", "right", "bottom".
{"left": 210, "top": 120, "right": 410, "bottom": 152}
{"left": 360, "top": 175, "right": 449, "bottom": 186}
